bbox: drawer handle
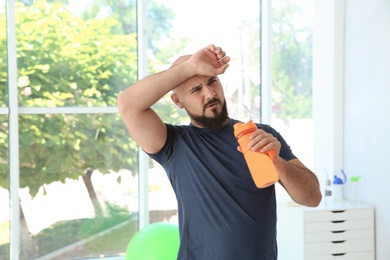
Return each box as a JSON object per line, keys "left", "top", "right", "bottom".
{"left": 332, "top": 240, "right": 346, "bottom": 244}
{"left": 331, "top": 210, "right": 345, "bottom": 213}
{"left": 331, "top": 220, "right": 346, "bottom": 223}
{"left": 332, "top": 230, "right": 346, "bottom": 233}
{"left": 332, "top": 253, "right": 346, "bottom": 256}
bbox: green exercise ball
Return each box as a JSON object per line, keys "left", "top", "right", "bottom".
{"left": 126, "top": 222, "right": 180, "bottom": 260}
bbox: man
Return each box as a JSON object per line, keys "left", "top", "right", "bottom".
{"left": 118, "top": 44, "right": 321, "bottom": 259}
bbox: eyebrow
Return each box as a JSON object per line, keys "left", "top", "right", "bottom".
{"left": 208, "top": 77, "right": 217, "bottom": 84}
{"left": 188, "top": 77, "right": 217, "bottom": 93}
{"left": 188, "top": 84, "right": 201, "bottom": 93}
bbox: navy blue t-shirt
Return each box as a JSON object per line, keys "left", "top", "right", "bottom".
{"left": 148, "top": 118, "right": 296, "bottom": 260}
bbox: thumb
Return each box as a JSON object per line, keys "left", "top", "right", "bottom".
{"left": 213, "top": 63, "right": 229, "bottom": 75}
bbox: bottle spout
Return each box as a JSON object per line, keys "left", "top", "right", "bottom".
{"left": 242, "top": 104, "right": 261, "bottom": 123}
{"left": 243, "top": 104, "right": 252, "bottom": 122}
{"left": 340, "top": 169, "right": 347, "bottom": 183}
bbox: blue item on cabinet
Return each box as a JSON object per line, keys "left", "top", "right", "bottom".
{"left": 333, "top": 169, "right": 347, "bottom": 184}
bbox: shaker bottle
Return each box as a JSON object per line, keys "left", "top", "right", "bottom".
{"left": 332, "top": 170, "right": 347, "bottom": 202}
{"left": 234, "top": 120, "right": 279, "bottom": 188}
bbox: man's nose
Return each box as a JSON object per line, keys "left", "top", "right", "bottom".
{"left": 204, "top": 86, "right": 216, "bottom": 99}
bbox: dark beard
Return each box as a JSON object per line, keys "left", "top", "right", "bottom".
{"left": 187, "top": 98, "right": 229, "bottom": 130}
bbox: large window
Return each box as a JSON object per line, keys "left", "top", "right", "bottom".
{"left": 2, "top": 0, "right": 138, "bottom": 259}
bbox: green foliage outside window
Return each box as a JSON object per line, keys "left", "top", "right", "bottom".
{"left": 272, "top": 1, "right": 313, "bottom": 119}
{"left": 0, "top": 0, "right": 182, "bottom": 257}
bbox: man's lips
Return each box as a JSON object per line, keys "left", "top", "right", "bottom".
{"left": 206, "top": 102, "right": 218, "bottom": 108}
{"left": 203, "top": 99, "right": 222, "bottom": 112}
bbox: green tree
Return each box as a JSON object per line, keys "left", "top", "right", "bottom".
{"left": 15, "top": 0, "right": 137, "bottom": 191}
{"left": 272, "top": 1, "right": 313, "bottom": 119}
{"left": 0, "top": 5, "right": 6, "bottom": 107}
{"left": 78, "top": 0, "right": 175, "bottom": 53}
{"left": 0, "top": 0, "right": 183, "bottom": 258}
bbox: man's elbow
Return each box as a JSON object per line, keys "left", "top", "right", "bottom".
{"left": 117, "top": 93, "right": 125, "bottom": 112}
{"left": 305, "top": 190, "right": 322, "bottom": 207}
{"left": 117, "top": 90, "right": 133, "bottom": 116}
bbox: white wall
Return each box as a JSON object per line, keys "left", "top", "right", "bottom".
{"left": 314, "top": 0, "right": 390, "bottom": 259}
{"left": 344, "top": 0, "right": 390, "bottom": 259}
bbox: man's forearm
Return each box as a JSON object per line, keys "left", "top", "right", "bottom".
{"left": 275, "top": 158, "right": 322, "bottom": 207}
{"left": 118, "top": 61, "right": 195, "bottom": 114}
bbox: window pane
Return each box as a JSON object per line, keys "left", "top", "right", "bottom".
{"left": 0, "top": 116, "right": 9, "bottom": 258}
{"left": 18, "top": 113, "right": 136, "bottom": 259}
{"left": 271, "top": 0, "right": 314, "bottom": 168}
{"left": 0, "top": 3, "right": 6, "bottom": 106}
{"left": 146, "top": 0, "right": 261, "bottom": 224}
{"left": 1, "top": 1, "right": 9, "bottom": 257}
{"left": 16, "top": 0, "right": 137, "bottom": 108}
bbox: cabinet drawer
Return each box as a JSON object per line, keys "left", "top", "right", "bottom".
{"left": 305, "top": 251, "right": 374, "bottom": 260}
{"left": 305, "top": 218, "right": 373, "bottom": 232}
{"left": 304, "top": 208, "right": 373, "bottom": 222}
{"left": 305, "top": 228, "right": 374, "bottom": 243}
{"left": 276, "top": 201, "right": 375, "bottom": 260}
{"left": 305, "top": 239, "right": 374, "bottom": 255}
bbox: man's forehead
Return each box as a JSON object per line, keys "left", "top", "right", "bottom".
{"left": 174, "top": 75, "right": 216, "bottom": 93}
{"left": 173, "top": 76, "right": 199, "bottom": 93}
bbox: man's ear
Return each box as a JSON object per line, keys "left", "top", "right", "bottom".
{"left": 171, "top": 93, "right": 184, "bottom": 109}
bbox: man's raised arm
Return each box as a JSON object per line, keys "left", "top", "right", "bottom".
{"left": 117, "top": 44, "right": 230, "bottom": 154}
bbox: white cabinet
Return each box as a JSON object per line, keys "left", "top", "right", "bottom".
{"left": 277, "top": 198, "right": 375, "bottom": 260}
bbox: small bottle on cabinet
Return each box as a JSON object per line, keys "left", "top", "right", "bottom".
{"left": 332, "top": 170, "right": 347, "bottom": 202}
{"left": 350, "top": 176, "right": 361, "bottom": 205}
{"left": 324, "top": 179, "right": 332, "bottom": 207}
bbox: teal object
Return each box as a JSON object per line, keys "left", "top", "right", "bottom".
{"left": 126, "top": 222, "right": 180, "bottom": 260}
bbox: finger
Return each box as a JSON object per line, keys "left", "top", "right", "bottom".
{"left": 249, "top": 129, "right": 266, "bottom": 141}
{"left": 259, "top": 142, "right": 276, "bottom": 153}
{"left": 218, "top": 55, "right": 230, "bottom": 66}
{"left": 207, "top": 44, "right": 216, "bottom": 51}
{"left": 216, "top": 63, "right": 229, "bottom": 74}
{"left": 249, "top": 135, "right": 275, "bottom": 151}
{"left": 217, "top": 51, "right": 226, "bottom": 59}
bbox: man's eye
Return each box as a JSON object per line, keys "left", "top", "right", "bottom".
{"left": 190, "top": 88, "right": 200, "bottom": 94}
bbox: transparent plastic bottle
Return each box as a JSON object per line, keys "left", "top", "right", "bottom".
{"left": 350, "top": 176, "right": 361, "bottom": 205}
{"left": 332, "top": 170, "right": 347, "bottom": 202}
{"left": 324, "top": 179, "right": 332, "bottom": 207}
{"left": 234, "top": 120, "right": 279, "bottom": 188}
{"left": 332, "top": 175, "right": 344, "bottom": 202}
